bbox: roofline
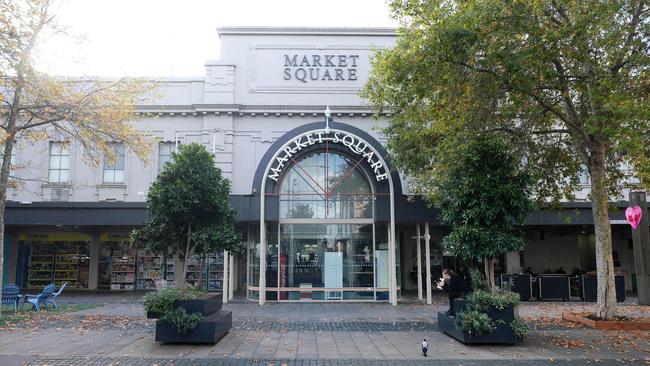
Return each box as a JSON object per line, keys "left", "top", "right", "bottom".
{"left": 216, "top": 26, "right": 396, "bottom": 37}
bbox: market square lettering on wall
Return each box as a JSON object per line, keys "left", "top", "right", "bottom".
{"left": 267, "top": 130, "right": 388, "bottom": 182}
{"left": 283, "top": 54, "right": 359, "bottom": 83}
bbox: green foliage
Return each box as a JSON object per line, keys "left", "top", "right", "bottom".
{"left": 131, "top": 143, "right": 242, "bottom": 261}
{"left": 510, "top": 316, "right": 529, "bottom": 340}
{"left": 160, "top": 307, "right": 203, "bottom": 335}
{"left": 454, "top": 309, "right": 495, "bottom": 336}
{"left": 466, "top": 290, "right": 520, "bottom": 312}
{"left": 142, "top": 287, "right": 205, "bottom": 315}
{"left": 454, "top": 288, "right": 524, "bottom": 339}
{"left": 436, "top": 136, "right": 532, "bottom": 262}
{"left": 365, "top": 0, "right": 650, "bottom": 201}
{"left": 469, "top": 268, "right": 488, "bottom": 292}
{"left": 364, "top": 1, "right": 649, "bottom": 316}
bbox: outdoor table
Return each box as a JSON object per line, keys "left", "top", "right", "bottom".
{"left": 537, "top": 274, "right": 570, "bottom": 301}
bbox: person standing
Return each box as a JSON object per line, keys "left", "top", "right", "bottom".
{"left": 437, "top": 268, "right": 462, "bottom": 315}
{"left": 421, "top": 338, "right": 428, "bottom": 357}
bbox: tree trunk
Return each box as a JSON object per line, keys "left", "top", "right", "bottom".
{"left": 484, "top": 258, "right": 496, "bottom": 293}
{"left": 0, "top": 78, "right": 23, "bottom": 317}
{"left": 589, "top": 143, "right": 617, "bottom": 319}
{"left": 178, "top": 222, "right": 192, "bottom": 289}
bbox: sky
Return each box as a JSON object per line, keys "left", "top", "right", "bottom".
{"left": 36, "top": 0, "right": 397, "bottom": 77}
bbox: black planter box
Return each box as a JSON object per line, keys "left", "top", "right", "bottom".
{"left": 146, "top": 311, "right": 161, "bottom": 319}
{"left": 580, "top": 275, "right": 626, "bottom": 302}
{"left": 145, "top": 293, "right": 222, "bottom": 319}
{"left": 174, "top": 293, "right": 222, "bottom": 316}
{"left": 537, "top": 274, "right": 570, "bottom": 301}
{"left": 500, "top": 274, "right": 533, "bottom": 301}
{"left": 155, "top": 310, "right": 232, "bottom": 344}
{"left": 438, "top": 299, "right": 518, "bottom": 345}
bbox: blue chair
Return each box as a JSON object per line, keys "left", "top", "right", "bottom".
{"left": 45, "top": 282, "right": 67, "bottom": 309}
{"left": 1, "top": 284, "right": 22, "bottom": 312}
{"left": 23, "top": 283, "right": 56, "bottom": 311}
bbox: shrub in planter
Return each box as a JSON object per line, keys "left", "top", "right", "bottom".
{"left": 160, "top": 308, "right": 203, "bottom": 335}
{"left": 439, "top": 288, "right": 528, "bottom": 344}
{"left": 143, "top": 287, "right": 206, "bottom": 318}
{"left": 454, "top": 309, "right": 494, "bottom": 336}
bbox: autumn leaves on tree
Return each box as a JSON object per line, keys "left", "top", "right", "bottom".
{"left": 0, "top": 0, "right": 152, "bottom": 313}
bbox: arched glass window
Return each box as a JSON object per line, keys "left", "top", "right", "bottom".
{"left": 279, "top": 152, "right": 373, "bottom": 219}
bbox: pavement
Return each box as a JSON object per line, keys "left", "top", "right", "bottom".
{"left": 0, "top": 292, "right": 648, "bottom": 366}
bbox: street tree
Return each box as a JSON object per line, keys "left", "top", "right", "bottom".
{"left": 131, "top": 143, "right": 241, "bottom": 289}
{"left": 436, "top": 135, "right": 533, "bottom": 292}
{"left": 0, "top": 0, "right": 152, "bottom": 314}
{"left": 364, "top": 0, "right": 649, "bottom": 318}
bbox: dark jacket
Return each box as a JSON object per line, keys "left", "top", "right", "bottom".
{"left": 441, "top": 274, "right": 463, "bottom": 295}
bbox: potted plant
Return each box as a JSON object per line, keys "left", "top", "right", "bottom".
{"left": 429, "top": 136, "right": 532, "bottom": 344}
{"left": 438, "top": 271, "right": 528, "bottom": 344}
{"left": 132, "top": 143, "right": 241, "bottom": 343}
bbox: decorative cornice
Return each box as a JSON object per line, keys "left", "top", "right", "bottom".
{"left": 217, "top": 26, "right": 396, "bottom": 37}
{"left": 134, "top": 104, "right": 393, "bottom": 118}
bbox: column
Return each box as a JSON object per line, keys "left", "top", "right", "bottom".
{"left": 416, "top": 224, "right": 423, "bottom": 301}
{"left": 88, "top": 234, "right": 100, "bottom": 290}
{"left": 425, "top": 222, "right": 432, "bottom": 305}
{"left": 505, "top": 252, "right": 521, "bottom": 274}
{"left": 222, "top": 250, "right": 229, "bottom": 304}
{"left": 630, "top": 191, "right": 650, "bottom": 305}
{"left": 259, "top": 222, "right": 266, "bottom": 305}
{"left": 229, "top": 252, "right": 235, "bottom": 300}
{"left": 389, "top": 227, "right": 398, "bottom": 306}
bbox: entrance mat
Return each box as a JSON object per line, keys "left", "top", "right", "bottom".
{"left": 232, "top": 319, "right": 438, "bottom": 332}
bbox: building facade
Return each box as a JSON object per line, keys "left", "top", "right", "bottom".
{"left": 2, "top": 27, "right": 644, "bottom": 303}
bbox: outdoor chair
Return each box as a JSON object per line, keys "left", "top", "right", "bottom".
{"left": 1, "top": 284, "right": 22, "bottom": 312}
{"left": 44, "top": 282, "right": 67, "bottom": 309}
{"left": 22, "top": 283, "right": 56, "bottom": 311}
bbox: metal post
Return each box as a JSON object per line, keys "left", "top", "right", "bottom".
{"left": 416, "top": 224, "right": 423, "bottom": 301}
{"left": 630, "top": 191, "right": 650, "bottom": 304}
{"left": 229, "top": 252, "right": 235, "bottom": 300}
{"left": 222, "top": 250, "right": 229, "bottom": 304}
{"left": 425, "top": 222, "right": 432, "bottom": 305}
{"left": 388, "top": 227, "right": 397, "bottom": 306}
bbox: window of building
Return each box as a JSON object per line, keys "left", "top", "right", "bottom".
{"left": 48, "top": 142, "right": 70, "bottom": 183}
{"left": 158, "top": 141, "right": 177, "bottom": 172}
{"left": 103, "top": 144, "right": 126, "bottom": 183}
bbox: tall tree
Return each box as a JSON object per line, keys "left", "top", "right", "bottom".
{"left": 131, "top": 143, "right": 241, "bottom": 289}
{"left": 364, "top": 0, "right": 649, "bottom": 319}
{"left": 0, "top": 0, "right": 151, "bottom": 314}
{"left": 436, "top": 135, "right": 532, "bottom": 292}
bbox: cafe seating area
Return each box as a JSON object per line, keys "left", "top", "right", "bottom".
{"left": 499, "top": 273, "right": 626, "bottom": 302}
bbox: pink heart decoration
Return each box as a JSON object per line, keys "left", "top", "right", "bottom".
{"left": 626, "top": 205, "right": 643, "bottom": 230}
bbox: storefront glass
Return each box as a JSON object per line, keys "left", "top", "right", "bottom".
{"left": 23, "top": 233, "right": 91, "bottom": 289}
{"left": 253, "top": 149, "right": 391, "bottom": 301}
{"left": 98, "top": 237, "right": 136, "bottom": 290}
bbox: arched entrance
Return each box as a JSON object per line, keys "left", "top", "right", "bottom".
{"left": 253, "top": 121, "right": 400, "bottom": 304}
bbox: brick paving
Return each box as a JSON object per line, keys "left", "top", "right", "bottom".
{"left": 0, "top": 293, "right": 648, "bottom": 365}
{"left": 24, "top": 357, "right": 640, "bottom": 366}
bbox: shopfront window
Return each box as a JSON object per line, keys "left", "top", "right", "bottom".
{"left": 279, "top": 152, "right": 373, "bottom": 219}
{"left": 23, "top": 233, "right": 90, "bottom": 289}
{"left": 272, "top": 150, "right": 381, "bottom": 301}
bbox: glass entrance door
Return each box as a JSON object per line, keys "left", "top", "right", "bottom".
{"left": 279, "top": 223, "right": 375, "bottom": 300}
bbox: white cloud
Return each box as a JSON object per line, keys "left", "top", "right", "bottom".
{"left": 35, "top": 0, "right": 396, "bottom": 77}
